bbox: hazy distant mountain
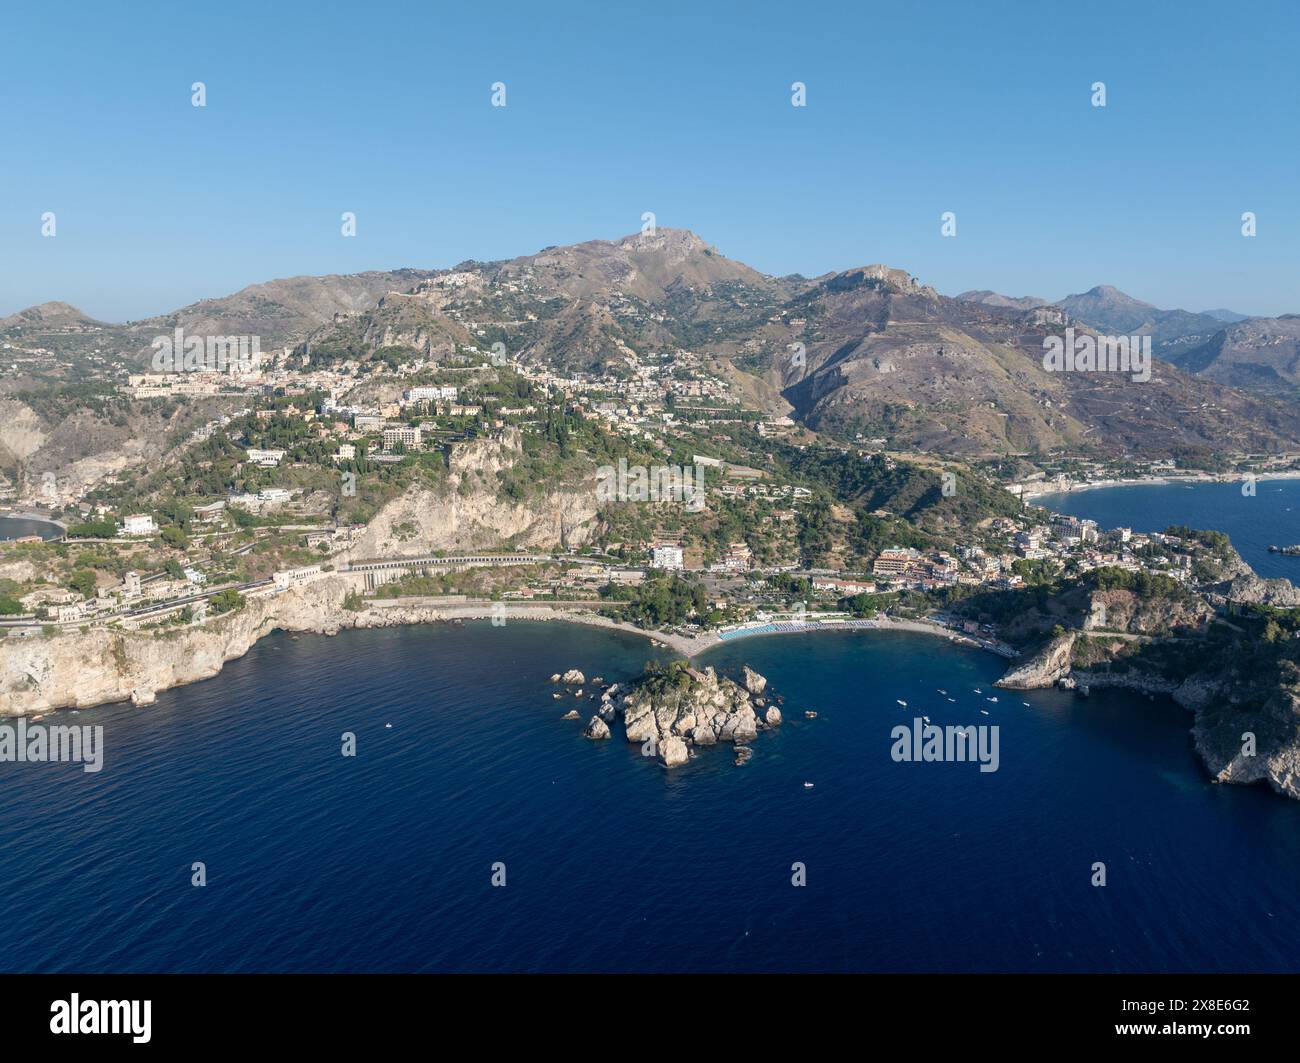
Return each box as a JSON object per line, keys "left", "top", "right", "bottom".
{"left": 760, "top": 271, "right": 1300, "bottom": 459}
{"left": 1, "top": 272, "right": 445, "bottom": 369}
{"left": 1175, "top": 316, "right": 1300, "bottom": 393}
{"left": 956, "top": 290, "right": 1048, "bottom": 311}
{"left": 0, "top": 301, "right": 105, "bottom": 330}
{"left": 136, "top": 269, "right": 441, "bottom": 353}
{"left": 1202, "top": 308, "right": 1249, "bottom": 323}
{"left": 1051, "top": 285, "right": 1226, "bottom": 359}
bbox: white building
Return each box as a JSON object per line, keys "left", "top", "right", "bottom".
{"left": 122, "top": 514, "right": 157, "bottom": 536}
{"left": 273, "top": 565, "right": 323, "bottom": 590}
{"left": 402, "top": 386, "right": 458, "bottom": 403}
{"left": 383, "top": 426, "right": 422, "bottom": 449}
{"left": 245, "top": 448, "right": 286, "bottom": 467}
{"left": 650, "top": 545, "right": 684, "bottom": 570}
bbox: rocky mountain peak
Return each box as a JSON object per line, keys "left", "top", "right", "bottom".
{"left": 1, "top": 301, "right": 103, "bottom": 329}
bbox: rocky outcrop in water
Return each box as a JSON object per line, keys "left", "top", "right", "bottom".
{"left": 619, "top": 662, "right": 775, "bottom": 768}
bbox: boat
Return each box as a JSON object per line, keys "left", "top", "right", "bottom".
{"left": 938, "top": 689, "right": 947, "bottom": 695}
{"left": 974, "top": 688, "right": 983, "bottom": 694}
{"left": 803, "top": 782, "right": 815, "bottom": 789}
{"left": 896, "top": 699, "right": 908, "bottom": 707}
{"left": 987, "top": 697, "right": 998, "bottom": 703}
{"left": 922, "top": 715, "right": 931, "bottom": 723}
{"left": 385, "top": 723, "right": 393, "bottom": 729}
{"left": 980, "top": 710, "right": 990, "bottom": 716}
{"left": 1022, "top": 702, "right": 1030, "bottom": 707}
{"left": 804, "top": 711, "right": 817, "bottom": 719}
{"left": 947, "top": 698, "right": 956, "bottom": 703}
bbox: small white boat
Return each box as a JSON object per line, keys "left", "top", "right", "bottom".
{"left": 803, "top": 782, "right": 815, "bottom": 789}
{"left": 896, "top": 699, "right": 908, "bottom": 707}
{"left": 947, "top": 698, "right": 956, "bottom": 703}
{"left": 1023, "top": 702, "right": 1030, "bottom": 707}
{"left": 987, "top": 697, "right": 998, "bottom": 703}
{"left": 922, "top": 715, "right": 931, "bottom": 723}
{"left": 385, "top": 723, "right": 393, "bottom": 729}
{"left": 974, "top": 689, "right": 983, "bottom": 694}
{"left": 980, "top": 710, "right": 990, "bottom": 716}
{"left": 938, "top": 689, "right": 947, "bottom": 695}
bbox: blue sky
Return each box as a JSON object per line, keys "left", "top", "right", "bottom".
{"left": 3, "top": 0, "right": 1297, "bottom": 321}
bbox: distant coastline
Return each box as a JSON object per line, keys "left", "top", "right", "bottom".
{"left": 1018, "top": 470, "right": 1300, "bottom": 501}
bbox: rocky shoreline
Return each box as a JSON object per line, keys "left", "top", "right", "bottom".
{"left": 993, "top": 631, "right": 1300, "bottom": 802}
{"left": 0, "top": 577, "right": 1011, "bottom": 718}
{"left": 6, "top": 566, "right": 1300, "bottom": 802}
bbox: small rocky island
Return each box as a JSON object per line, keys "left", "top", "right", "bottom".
{"left": 555, "top": 661, "right": 781, "bottom": 768}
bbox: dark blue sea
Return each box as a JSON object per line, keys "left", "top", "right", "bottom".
{"left": 1038, "top": 478, "right": 1300, "bottom": 581}
{"left": 3, "top": 617, "right": 1300, "bottom": 973}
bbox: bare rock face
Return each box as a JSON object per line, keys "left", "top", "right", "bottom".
{"left": 343, "top": 428, "right": 600, "bottom": 558}
{"left": 742, "top": 666, "right": 768, "bottom": 696}
{"left": 561, "top": 709, "right": 580, "bottom": 721}
{"left": 1194, "top": 689, "right": 1300, "bottom": 800}
{"left": 659, "top": 735, "right": 689, "bottom": 767}
{"left": 995, "top": 634, "right": 1075, "bottom": 690}
{"left": 583, "top": 716, "right": 610, "bottom": 740}
{"left": 619, "top": 662, "right": 774, "bottom": 768}
{"left": 560, "top": 669, "right": 585, "bottom": 685}
{"left": 765, "top": 706, "right": 782, "bottom": 727}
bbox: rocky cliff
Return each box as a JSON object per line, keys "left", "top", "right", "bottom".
{"left": 346, "top": 428, "right": 601, "bottom": 557}
{"left": 0, "top": 576, "right": 357, "bottom": 716}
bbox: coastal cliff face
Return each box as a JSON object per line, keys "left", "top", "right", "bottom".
{"left": 995, "top": 634, "right": 1075, "bottom": 689}
{"left": 346, "top": 428, "right": 601, "bottom": 557}
{"left": 0, "top": 429, "right": 605, "bottom": 718}
{"left": 990, "top": 565, "right": 1300, "bottom": 801}
{"left": 1192, "top": 684, "right": 1300, "bottom": 800}
{"left": 0, "top": 577, "right": 358, "bottom": 716}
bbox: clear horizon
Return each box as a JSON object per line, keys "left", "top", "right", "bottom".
{"left": 3, "top": 0, "right": 1297, "bottom": 321}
